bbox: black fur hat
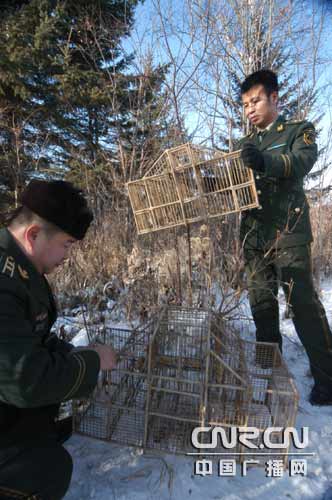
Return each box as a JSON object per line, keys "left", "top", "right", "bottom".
{"left": 19, "top": 180, "right": 93, "bottom": 240}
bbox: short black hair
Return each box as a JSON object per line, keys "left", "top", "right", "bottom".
{"left": 241, "top": 69, "right": 279, "bottom": 96}
{"left": 8, "top": 206, "right": 60, "bottom": 238}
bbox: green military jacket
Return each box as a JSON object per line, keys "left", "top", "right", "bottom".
{"left": 238, "top": 115, "right": 317, "bottom": 252}
{"left": 0, "top": 227, "right": 100, "bottom": 410}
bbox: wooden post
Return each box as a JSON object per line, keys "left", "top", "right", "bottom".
{"left": 186, "top": 224, "right": 193, "bottom": 306}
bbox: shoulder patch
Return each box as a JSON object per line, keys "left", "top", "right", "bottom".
{"left": 303, "top": 128, "right": 316, "bottom": 145}
{"left": 285, "top": 120, "right": 305, "bottom": 126}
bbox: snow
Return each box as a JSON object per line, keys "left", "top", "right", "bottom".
{"left": 64, "top": 280, "right": 332, "bottom": 500}
{"left": 71, "top": 328, "right": 90, "bottom": 347}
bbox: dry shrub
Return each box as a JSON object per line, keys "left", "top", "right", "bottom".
{"left": 52, "top": 211, "right": 128, "bottom": 292}
{"left": 50, "top": 206, "right": 244, "bottom": 321}
{"left": 50, "top": 198, "right": 332, "bottom": 321}
{"left": 310, "top": 201, "right": 332, "bottom": 277}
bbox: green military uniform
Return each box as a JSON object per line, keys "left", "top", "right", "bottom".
{"left": 239, "top": 116, "right": 332, "bottom": 387}
{"left": 0, "top": 228, "right": 100, "bottom": 499}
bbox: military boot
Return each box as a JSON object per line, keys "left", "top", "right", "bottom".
{"left": 55, "top": 416, "right": 73, "bottom": 444}
{"left": 309, "top": 384, "right": 332, "bottom": 406}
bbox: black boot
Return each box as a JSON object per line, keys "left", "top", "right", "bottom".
{"left": 309, "top": 384, "right": 332, "bottom": 406}
{"left": 55, "top": 416, "right": 73, "bottom": 444}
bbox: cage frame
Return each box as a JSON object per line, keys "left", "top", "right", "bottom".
{"left": 73, "top": 306, "right": 299, "bottom": 466}
{"left": 127, "top": 143, "right": 259, "bottom": 235}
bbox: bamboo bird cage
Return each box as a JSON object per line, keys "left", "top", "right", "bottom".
{"left": 127, "top": 143, "right": 259, "bottom": 234}
{"left": 73, "top": 306, "right": 298, "bottom": 464}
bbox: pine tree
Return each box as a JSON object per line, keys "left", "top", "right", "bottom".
{"left": 0, "top": 0, "right": 143, "bottom": 211}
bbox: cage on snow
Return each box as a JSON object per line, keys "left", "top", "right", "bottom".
{"left": 73, "top": 306, "right": 298, "bottom": 465}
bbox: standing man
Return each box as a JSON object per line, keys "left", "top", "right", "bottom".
{"left": 0, "top": 180, "right": 116, "bottom": 499}
{"left": 239, "top": 69, "right": 332, "bottom": 405}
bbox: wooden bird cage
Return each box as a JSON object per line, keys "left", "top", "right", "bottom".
{"left": 73, "top": 306, "right": 298, "bottom": 465}
{"left": 127, "top": 143, "right": 259, "bottom": 235}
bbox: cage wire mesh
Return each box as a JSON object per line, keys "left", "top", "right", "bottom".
{"left": 143, "top": 143, "right": 218, "bottom": 178}
{"left": 73, "top": 306, "right": 298, "bottom": 464}
{"left": 127, "top": 143, "right": 259, "bottom": 234}
{"left": 73, "top": 322, "right": 153, "bottom": 446}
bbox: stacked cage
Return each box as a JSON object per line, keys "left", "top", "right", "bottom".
{"left": 73, "top": 323, "right": 153, "bottom": 446}
{"left": 73, "top": 306, "right": 298, "bottom": 464}
{"left": 127, "top": 143, "right": 259, "bottom": 234}
{"left": 207, "top": 336, "right": 299, "bottom": 464}
{"left": 144, "top": 307, "right": 210, "bottom": 453}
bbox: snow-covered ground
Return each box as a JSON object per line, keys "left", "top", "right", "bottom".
{"left": 63, "top": 281, "right": 332, "bottom": 500}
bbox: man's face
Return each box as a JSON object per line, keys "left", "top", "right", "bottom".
{"left": 242, "top": 84, "right": 278, "bottom": 129}
{"left": 31, "top": 229, "right": 77, "bottom": 274}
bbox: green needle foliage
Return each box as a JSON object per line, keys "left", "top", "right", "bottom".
{"left": 0, "top": 0, "right": 170, "bottom": 215}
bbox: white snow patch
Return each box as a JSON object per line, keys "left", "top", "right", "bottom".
{"left": 72, "top": 328, "right": 90, "bottom": 347}
{"left": 64, "top": 278, "right": 332, "bottom": 500}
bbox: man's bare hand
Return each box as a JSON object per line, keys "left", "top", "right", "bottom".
{"left": 90, "top": 344, "right": 117, "bottom": 371}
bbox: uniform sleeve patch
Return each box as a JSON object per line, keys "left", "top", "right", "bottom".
{"left": 281, "top": 154, "right": 292, "bottom": 177}
{"left": 303, "top": 129, "right": 316, "bottom": 145}
{"left": 63, "top": 352, "right": 87, "bottom": 400}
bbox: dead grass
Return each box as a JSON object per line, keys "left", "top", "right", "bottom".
{"left": 50, "top": 201, "right": 332, "bottom": 321}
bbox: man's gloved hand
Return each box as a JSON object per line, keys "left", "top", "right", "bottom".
{"left": 241, "top": 142, "right": 265, "bottom": 173}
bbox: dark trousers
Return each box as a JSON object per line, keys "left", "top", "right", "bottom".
{"left": 0, "top": 405, "right": 73, "bottom": 499}
{"left": 244, "top": 244, "right": 332, "bottom": 386}
{"left": 0, "top": 441, "right": 72, "bottom": 500}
